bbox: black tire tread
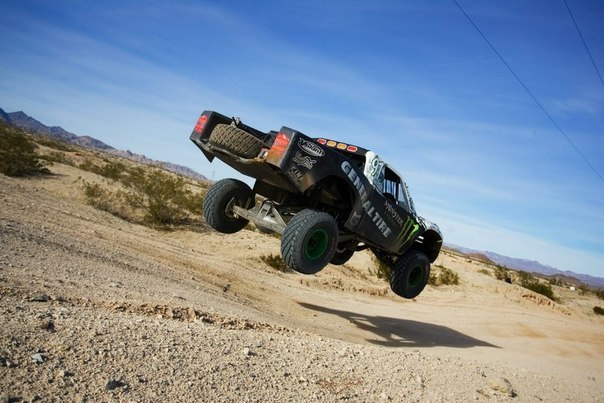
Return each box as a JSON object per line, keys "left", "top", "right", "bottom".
{"left": 281, "top": 209, "right": 337, "bottom": 274}
{"left": 203, "top": 178, "right": 252, "bottom": 234}
{"left": 208, "top": 124, "right": 263, "bottom": 159}
{"left": 330, "top": 248, "right": 355, "bottom": 265}
{"left": 389, "top": 250, "right": 430, "bottom": 299}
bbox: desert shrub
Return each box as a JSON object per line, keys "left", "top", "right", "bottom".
{"left": 517, "top": 271, "right": 556, "bottom": 301}
{"left": 168, "top": 183, "right": 205, "bottom": 215}
{"left": 78, "top": 158, "right": 100, "bottom": 173}
{"left": 98, "top": 161, "right": 126, "bottom": 181}
{"left": 548, "top": 277, "right": 565, "bottom": 286}
{"left": 81, "top": 180, "right": 111, "bottom": 210}
{"left": 142, "top": 170, "right": 187, "bottom": 224}
{"left": 524, "top": 281, "right": 556, "bottom": 301}
{"left": 478, "top": 269, "right": 491, "bottom": 276}
{"left": 80, "top": 164, "right": 204, "bottom": 226}
{"left": 260, "top": 253, "right": 288, "bottom": 272}
{"left": 430, "top": 264, "right": 459, "bottom": 286}
{"left": 368, "top": 257, "right": 391, "bottom": 281}
{"left": 596, "top": 289, "right": 604, "bottom": 300}
{"left": 120, "top": 189, "right": 145, "bottom": 210}
{"left": 140, "top": 169, "right": 206, "bottom": 224}
{"left": 77, "top": 159, "right": 125, "bottom": 181}
{"left": 41, "top": 151, "right": 68, "bottom": 164}
{"left": 81, "top": 180, "right": 140, "bottom": 222}
{"left": 35, "top": 135, "right": 76, "bottom": 151}
{"left": 516, "top": 271, "right": 534, "bottom": 283}
{"left": 494, "top": 265, "right": 510, "bottom": 282}
{"left": 439, "top": 266, "right": 460, "bottom": 285}
{"left": 578, "top": 284, "right": 592, "bottom": 296}
{"left": 593, "top": 306, "right": 604, "bottom": 315}
{"left": 0, "top": 124, "right": 49, "bottom": 177}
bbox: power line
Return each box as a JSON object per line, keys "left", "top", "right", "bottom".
{"left": 563, "top": 0, "right": 604, "bottom": 87}
{"left": 451, "top": 0, "right": 604, "bottom": 183}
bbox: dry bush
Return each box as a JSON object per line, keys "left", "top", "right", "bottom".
{"left": 260, "top": 254, "right": 288, "bottom": 272}
{"left": 35, "top": 135, "right": 76, "bottom": 151}
{"left": 494, "top": 265, "right": 510, "bottom": 282}
{"left": 368, "top": 256, "right": 391, "bottom": 282}
{"left": 79, "top": 161, "right": 205, "bottom": 227}
{"left": 516, "top": 271, "right": 556, "bottom": 301}
{"left": 81, "top": 180, "right": 139, "bottom": 221}
{"left": 0, "top": 123, "right": 50, "bottom": 177}
{"left": 429, "top": 264, "right": 459, "bottom": 286}
{"left": 41, "top": 151, "right": 69, "bottom": 164}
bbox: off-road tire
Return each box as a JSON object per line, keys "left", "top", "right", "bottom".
{"left": 389, "top": 250, "right": 430, "bottom": 299}
{"left": 203, "top": 178, "right": 253, "bottom": 234}
{"left": 281, "top": 209, "right": 338, "bottom": 274}
{"left": 208, "top": 124, "right": 263, "bottom": 159}
{"left": 330, "top": 244, "right": 355, "bottom": 265}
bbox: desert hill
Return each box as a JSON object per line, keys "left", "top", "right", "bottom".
{"left": 0, "top": 126, "right": 603, "bottom": 401}
{"left": 0, "top": 107, "right": 207, "bottom": 182}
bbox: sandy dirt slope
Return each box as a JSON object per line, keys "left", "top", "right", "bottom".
{"left": 1, "top": 165, "right": 603, "bottom": 402}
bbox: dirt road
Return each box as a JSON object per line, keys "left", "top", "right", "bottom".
{"left": 1, "top": 165, "right": 603, "bottom": 401}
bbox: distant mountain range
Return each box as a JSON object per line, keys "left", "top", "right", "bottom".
{"left": 446, "top": 244, "right": 604, "bottom": 289}
{"left": 0, "top": 107, "right": 207, "bottom": 182}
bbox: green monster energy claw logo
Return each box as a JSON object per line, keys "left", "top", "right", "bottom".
{"left": 396, "top": 216, "right": 420, "bottom": 247}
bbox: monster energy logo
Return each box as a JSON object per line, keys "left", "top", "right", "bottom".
{"left": 396, "top": 216, "right": 420, "bottom": 247}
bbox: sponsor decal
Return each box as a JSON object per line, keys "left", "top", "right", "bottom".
{"left": 395, "top": 216, "right": 421, "bottom": 247}
{"left": 349, "top": 211, "right": 362, "bottom": 226}
{"left": 288, "top": 165, "right": 303, "bottom": 183}
{"left": 341, "top": 161, "right": 392, "bottom": 238}
{"left": 363, "top": 152, "right": 385, "bottom": 190}
{"left": 298, "top": 138, "right": 325, "bottom": 157}
{"left": 341, "top": 160, "right": 368, "bottom": 201}
{"left": 384, "top": 201, "right": 404, "bottom": 227}
{"left": 362, "top": 200, "right": 393, "bottom": 238}
{"left": 292, "top": 151, "right": 316, "bottom": 169}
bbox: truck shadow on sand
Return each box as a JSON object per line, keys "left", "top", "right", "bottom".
{"left": 298, "top": 302, "right": 499, "bottom": 349}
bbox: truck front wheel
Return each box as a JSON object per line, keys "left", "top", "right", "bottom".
{"left": 330, "top": 243, "right": 355, "bottom": 265}
{"left": 389, "top": 251, "right": 430, "bottom": 299}
{"left": 281, "top": 209, "right": 338, "bottom": 274}
{"left": 203, "top": 178, "right": 253, "bottom": 234}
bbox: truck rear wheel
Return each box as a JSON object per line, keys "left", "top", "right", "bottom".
{"left": 208, "top": 124, "right": 263, "bottom": 159}
{"left": 330, "top": 243, "right": 355, "bottom": 265}
{"left": 389, "top": 250, "right": 430, "bottom": 299}
{"left": 203, "top": 178, "right": 253, "bottom": 234}
{"left": 281, "top": 209, "right": 338, "bottom": 274}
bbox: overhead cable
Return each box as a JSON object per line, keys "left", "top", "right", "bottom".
{"left": 563, "top": 0, "right": 604, "bottom": 87}
{"left": 451, "top": 0, "right": 603, "bottom": 183}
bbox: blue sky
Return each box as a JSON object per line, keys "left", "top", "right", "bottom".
{"left": 1, "top": 0, "right": 603, "bottom": 277}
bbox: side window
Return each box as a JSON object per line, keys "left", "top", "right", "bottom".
{"left": 383, "top": 167, "right": 409, "bottom": 209}
{"left": 397, "top": 185, "right": 408, "bottom": 209}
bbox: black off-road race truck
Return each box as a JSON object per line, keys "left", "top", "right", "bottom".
{"left": 190, "top": 111, "right": 442, "bottom": 299}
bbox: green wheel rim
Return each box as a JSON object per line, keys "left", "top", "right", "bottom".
{"left": 304, "top": 229, "right": 329, "bottom": 260}
{"left": 408, "top": 265, "right": 424, "bottom": 288}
